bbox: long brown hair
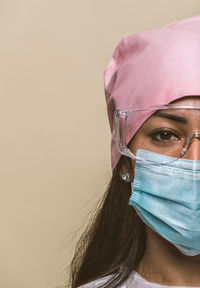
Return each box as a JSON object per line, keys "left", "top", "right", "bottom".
{"left": 68, "top": 155, "right": 146, "bottom": 287}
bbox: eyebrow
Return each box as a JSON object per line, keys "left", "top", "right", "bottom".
{"left": 152, "top": 112, "right": 188, "bottom": 124}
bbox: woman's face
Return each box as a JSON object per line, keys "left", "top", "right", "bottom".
{"left": 129, "top": 96, "right": 200, "bottom": 169}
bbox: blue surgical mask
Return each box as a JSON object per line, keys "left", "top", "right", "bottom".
{"left": 129, "top": 149, "right": 200, "bottom": 256}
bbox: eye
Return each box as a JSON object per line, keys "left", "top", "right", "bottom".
{"left": 149, "top": 129, "right": 180, "bottom": 142}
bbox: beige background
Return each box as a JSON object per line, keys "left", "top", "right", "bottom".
{"left": 0, "top": 1, "right": 200, "bottom": 287}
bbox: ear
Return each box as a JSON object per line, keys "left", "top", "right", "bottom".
{"left": 119, "top": 157, "right": 134, "bottom": 182}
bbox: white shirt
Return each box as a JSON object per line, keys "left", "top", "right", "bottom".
{"left": 79, "top": 271, "right": 200, "bottom": 287}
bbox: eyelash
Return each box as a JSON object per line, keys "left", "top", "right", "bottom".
{"left": 148, "top": 129, "right": 180, "bottom": 142}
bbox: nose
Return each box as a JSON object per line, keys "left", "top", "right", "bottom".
{"left": 182, "top": 137, "right": 200, "bottom": 161}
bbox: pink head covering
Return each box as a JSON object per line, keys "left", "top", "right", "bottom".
{"left": 104, "top": 15, "right": 200, "bottom": 171}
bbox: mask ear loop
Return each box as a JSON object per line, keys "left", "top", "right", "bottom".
{"left": 180, "top": 131, "right": 200, "bottom": 157}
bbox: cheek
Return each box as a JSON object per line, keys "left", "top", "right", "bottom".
{"left": 131, "top": 159, "right": 136, "bottom": 170}
{"left": 128, "top": 134, "right": 143, "bottom": 179}
{"left": 129, "top": 159, "right": 136, "bottom": 182}
{"left": 128, "top": 132, "right": 147, "bottom": 155}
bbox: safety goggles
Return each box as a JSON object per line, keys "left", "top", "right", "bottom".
{"left": 114, "top": 104, "right": 200, "bottom": 163}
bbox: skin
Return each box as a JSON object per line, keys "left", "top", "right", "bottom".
{"left": 128, "top": 96, "right": 200, "bottom": 286}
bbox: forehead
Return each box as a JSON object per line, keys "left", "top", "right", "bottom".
{"left": 144, "top": 95, "right": 200, "bottom": 127}
{"left": 170, "top": 95, "right": 200, "bottom": 105}
{"left": 159, "top": 95, "right": 200, "bottom": 119}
